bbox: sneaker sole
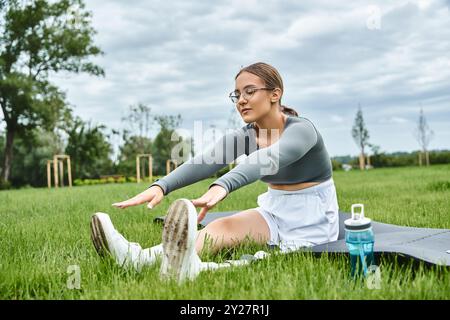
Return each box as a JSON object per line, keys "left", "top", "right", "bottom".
{"left": 160, "top": 199, "right": 197, "bottom": 281}
{"left": 90, "top": 213, "right": 111, "bottom": 258}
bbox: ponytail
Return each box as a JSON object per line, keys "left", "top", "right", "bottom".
{"left": 280, "top": 105, "right": 299, "bottom": 117}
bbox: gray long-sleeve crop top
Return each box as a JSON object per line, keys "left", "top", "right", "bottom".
{"left": 149, "top": 115, "right": 332, "bottom": 196}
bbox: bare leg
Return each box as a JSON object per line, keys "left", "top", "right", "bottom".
{"left": 195, "top": 209, "right": 270, "bottom": 255}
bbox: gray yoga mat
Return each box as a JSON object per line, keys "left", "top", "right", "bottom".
{"left": 154, "top": 211, "right": 450, "bottom": 267}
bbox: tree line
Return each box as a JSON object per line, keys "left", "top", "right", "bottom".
{"left": 0, "top": 103, "right": 192, "bottom": 189}
{"left": 351, "top": 104, "right": 437, "bottom": 170}
{"left": 331, "top": 149, "right": 450, "bottom": 171}
{"left": 0, "top": 0, "right": 191, "bottom": 189}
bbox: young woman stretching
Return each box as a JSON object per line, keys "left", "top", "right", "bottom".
{"left": 90, "top": 62, "right": 340, "bottom": 282}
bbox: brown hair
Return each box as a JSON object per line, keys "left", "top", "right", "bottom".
{"left": 235, "top": 62, "right": 298, "bottom": 117}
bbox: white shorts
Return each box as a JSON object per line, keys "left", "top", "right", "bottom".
{"left": 255, "top": 178, "right": 340, "bottom": 253}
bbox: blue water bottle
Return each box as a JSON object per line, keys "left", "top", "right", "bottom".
{"left": 344, "top": 204, "right": 375, "bottom": 278}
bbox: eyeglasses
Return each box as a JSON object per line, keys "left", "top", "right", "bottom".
{"left": 228, "top": 87, "right": 273, "bottom": 104}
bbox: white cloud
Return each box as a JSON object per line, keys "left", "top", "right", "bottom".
{"left": 381, "top": 116, "right": 410, "bottom": 124}
{"left": 46, "top": 0, "right": 450, "bottom": 157}
{"left": 330, "top": 115, "right": 345, "bottom": 123}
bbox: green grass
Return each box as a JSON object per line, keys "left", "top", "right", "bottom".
{"left": 0, "top": 164, "right": 449, "bottom": 299}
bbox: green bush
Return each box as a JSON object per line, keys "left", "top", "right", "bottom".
{"left": 331, "top": 159, "right": 342, "bottom": 171}
{"left": 74, "top": 177, "right": 133, "bottom": 186}
{"left": 0, "top": 179, "right": 12, "bottom": 190}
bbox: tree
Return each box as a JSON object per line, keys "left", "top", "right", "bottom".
{"left": 116, "top": 135, "right": 153, "bottom": 177}
{"left": 0, "top": 126, "right": 68, "bottom": 188}
{"left": 366, "top": 143, "right": 380, "bottom": 168}
{"left": 152, "top": 114, "right": 186, "bottom": 175}
{"left": 0, "top": 0, "right": 104, "bottom": 183}
{"left": 8, "top": 128, "right": 63, "bottom": 187}
{"left": 351, "top": 105, "right": 370, "bottom": 170}
{"left": 116, "top": 103, "right": 154, "bottom": 177}
{"left": 414, "top": 108, "right": 434, "bottom": 166}
{"left": 64, "top": 117, "right": 113, "bottom": 179}
{"left": 121, "top": 102, "right": 153, "bottom": 152}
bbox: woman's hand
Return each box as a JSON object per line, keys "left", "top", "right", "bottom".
{"left": 112, "top": 185, "right": 164, "bottom": 210}
{"left": 191, "top": 185, "right": 228, "bottom": 223}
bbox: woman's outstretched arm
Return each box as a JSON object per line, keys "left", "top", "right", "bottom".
{"left": 112, "top": 127, "right": 249, "bottom": 210}
{"left": 149, "top": 128, "right": 248, "bottom": 195}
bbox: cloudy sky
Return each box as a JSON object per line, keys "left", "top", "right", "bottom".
{"left": 49, "top": 0, "right": 450, "bottom": 157}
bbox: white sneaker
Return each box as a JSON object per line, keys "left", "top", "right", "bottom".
{"left": 90, "top": 212, "right": 161, "bottom": 272}
{"left": 160, "top": 199, "right": 203, "bottom": 283}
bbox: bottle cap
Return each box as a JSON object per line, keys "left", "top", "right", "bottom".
{"left": 344, "top": 204, "right": 372, "bottom": 231}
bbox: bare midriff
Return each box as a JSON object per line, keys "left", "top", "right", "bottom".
{"left": 257, "top": 115, "right": 322, "bottom": 192}
{"left": 268, "top": 181, "right": 321, "bottom": 191}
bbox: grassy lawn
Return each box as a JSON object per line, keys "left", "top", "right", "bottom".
{"left": 0, "top": 164, "right": 449, "bottom": 299}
